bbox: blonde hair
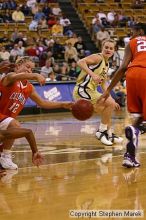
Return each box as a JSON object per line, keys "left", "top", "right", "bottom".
{"left": 15, "top": 56, "right": 32, "bottom": 66}
{"left": 101, "top": 39, "right": 116, "bottom": 48}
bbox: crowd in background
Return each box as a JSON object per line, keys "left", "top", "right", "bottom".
{"left": 0, "top": 0, "right": 131, "bottom": 106}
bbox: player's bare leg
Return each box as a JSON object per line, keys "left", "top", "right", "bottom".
{"left": 0, "top": 119, "right": 20, "bottom": 170}
{"left": 95, "top": 97, "right": 123, "bottom": 145}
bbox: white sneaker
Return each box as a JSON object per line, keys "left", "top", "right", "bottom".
{"left": 109, "top": 133, "right": 123, "bottom": 144}
{"left": 96, "top": 130, "right": 113, "bottom": 146}
{"left": 0, "top": 153, "right": 18, "bottom": 170}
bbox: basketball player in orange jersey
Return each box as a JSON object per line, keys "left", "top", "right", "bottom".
{"left": 73, "top": 39, "right": 123, "bottom": 146}
{"left": 0, "top": 57, "right": 73, "bottom": 169}
{"left": 101, "top": 23, "right": 146, "bottom": 168}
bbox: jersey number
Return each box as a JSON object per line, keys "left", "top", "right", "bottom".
{"left": 9, "top": 103, "right": 20, "bottom": 113}
{"left": 137, "top": 40, "right": 146, "bottom": 52}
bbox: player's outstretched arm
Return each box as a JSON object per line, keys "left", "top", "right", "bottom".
{"left": 30, "top": 86, "right": 73, "bottom": 110}
{"left": 2, "top": 72, "right": 46, "bottom": 86}
{"left": 0, "top": 128, "right": 44, "bottom": 166}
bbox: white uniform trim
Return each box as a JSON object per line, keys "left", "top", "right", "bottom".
{"left": 0, "top": 117, "right": 14, "bottom": 130}
{"left": 131, "top": 113, "right": 143, "bottom": 118}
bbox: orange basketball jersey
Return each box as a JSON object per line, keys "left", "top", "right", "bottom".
{"left": 128, "top": 36, "right": 146, "bottom": 68}
{"left": 0, "top": 80, "right": 33, "bottom": 119}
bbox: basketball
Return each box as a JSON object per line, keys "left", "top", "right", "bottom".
{"left": 71, "top": 99, "right": 94, "bottom": 121}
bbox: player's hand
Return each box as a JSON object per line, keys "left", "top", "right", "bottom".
{"left": 62, "top": 102, "right": 74, "bottom": 110}
{"left": 98, "top": 90, "right": 110, "bottom": 103}
{"left": 114, "top": 102, "right": 120, "bottom": 111}
{"left": 92, "top": 74, "right": 102, "bottom": 84}
{"left": 32, "top": 152, "right": 44, "bottom": 167}
{"left": 35, "top": 74, "right": 46, "bottom": 86}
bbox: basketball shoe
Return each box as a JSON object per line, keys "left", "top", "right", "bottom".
{"left": 109, "top": 133, "right": 123, "bottom": 144}
{"left": 96, "top": 130, "right": 113, "bottom": 146}
{"left": 122, "top": 126, "right": 140, "bottom": 168}
{"left": 0, "top": 153, "right": 18, "bottom": 170}
{"left": 122, "top": 153, "right": 140, "bottom": 168}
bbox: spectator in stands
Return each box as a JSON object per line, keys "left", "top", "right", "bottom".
{"left": 39, "top": 51, "right": 47, "bottom": 67}
{"left": 31, "top": 2, "right": 39, "bottom": 15}
{"left": 20, "top": 3, "right": 31, "bottom": 16}
{"left": 52, "top": 38, "right": 65, "bottom": 59}
{"left": 0, "top": 46, "right": 10, "bottom": 61}
{"left": 97, "top": 10, "right": 107, "bottom": 24}
{"left": 44, "top": 37, "right": 54, "bottom": 47}
{"left": 25, "top": 43, "right": 39, "bottom": 62}
{"left": 118, "top": 10, "right": 128, "bottom": 27}
{"left": 53, "top": 63, "right": 60, "bottom": 75}
{"left": 51, "top": 19, "right": 64, "bottom": 36}
{"left": 56, "top": 62, "right": 70, "bottom": 81}
{"left": 123, "top": 32, "right": 131, "bottom": 47}
{"left": 7, "top": 0, "right": 17, "bottom": 10}
{"left": 65, "top": 33, "right": 78, "bottom": 46}
{"left": 107, "top": 10, "right": 115, "bottom": 26}
{"left": 101, "top": 17, "right": 111, "bottom": 28}
{"left": 14, "top": 32, "right": 26, "bottom": 46}
{"left": 17, "top": 41, "right": 25, "bottom": 56}
{"left": 47, "top": 51, "right": 55, "bottom": 65}
{"left": 52, "top": 5, "right": 61, "bottom": 16}
{"left": 92, "top": 14, "right": 100, "bottom": 25}
{"left": 92, "top": 18, "right": 102, "bottom": 40}
{"left": 27, "top": 0, "right": 36, "bottom": 8}
{"left": 0, "top": 31, "right": 9, "bottom": 44}
{"left": 69, "top": 61, "right": 81, "bottom": 79}
{"left": 65, "top": 42, "right": 78, "bottom": 63}
{"left": 36, "top": 40, "right": 46, "bottom": 58}
{"left": 113, "top": 81, "right": 126, "bottom": 107}
{"left": 12, "top": 6, "right": 25, "bottom": 23}
{"left": 74, "top": 36, "right": 86, "bottom": 59}
{"left": 42, "top": 2, "right": 52, "bottom": 20}
{"left": 11, "top": 28, "right": 19, "bottom": 42}
{"left": 96, "top": 27, "right": 110, "bottom": 49}
{"left": 37, "top": 16, "right": 48, "bottom": 30}
{"left": 59, "top": 14, "right": 72, "bottom": 37}
{"left": 29, "top": 19, "right": 38, "bottom": 30}
{"left": 34, "top": 7, "right": 46, "bottom": 22}
{"left": 48, "top": 14, "right": 57, "bottom": 28}
{"left": 3, "top": 9, "right": 12, "bottom": 23}
{"left": 112, "top": 45, "right": 121, "bottom": 69}
{"left": 127, "top": 16, "right": 137, "bottom": 28}
{"left": 108, "top": 60, "right": 118, "bottom": 78}
{"left": 40, "top": 59, "right": 53, "bottom": 78}
{"left": 10, "top": 44, "right": 21, "bottom": 59}
{"left": 1, "top": 0, "right": 17, "bottom": 10}
{"left": 46, "top": 71, "right": 56, "bottom": 82}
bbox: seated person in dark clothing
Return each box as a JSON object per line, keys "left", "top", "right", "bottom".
{"left": 74, "top": 36, "right": 86, "bottom": 59}
{"left": 69, "top": 61, "right": 81, "bottom": 79}
{"left": 3, "top": 9, "right": 13, "bottom": 23}
{"left": 20, "top": 4, "right": 31, "bottom": 16}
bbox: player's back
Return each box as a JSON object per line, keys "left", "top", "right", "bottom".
{"left": 128, "top": 36, "right": 146, "bottom": 68}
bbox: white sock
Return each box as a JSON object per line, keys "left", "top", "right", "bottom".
{"left": 99, "top": 123, "right": 107, "bottom": 132}
{"left": 2, "top": 150, "right": 11, "bottom": 155}
{"left": 108, "top": 128, "right": 113, "bottom": 137}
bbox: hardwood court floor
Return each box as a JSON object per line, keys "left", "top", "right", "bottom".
{"left": 0, "top": 110, "right": 146, "bottom": 220}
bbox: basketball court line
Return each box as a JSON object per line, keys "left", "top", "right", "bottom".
{"left": 15, "top": 151, "right": 146, "bottom": 170}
